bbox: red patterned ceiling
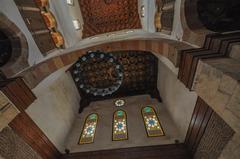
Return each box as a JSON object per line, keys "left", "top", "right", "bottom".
{"left": 78, "top": 0, "right": 142, "bottom": 38}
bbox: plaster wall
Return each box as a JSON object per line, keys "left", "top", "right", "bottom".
{"left": 157, "top": 60, "right": 198, "bottom": 140}
{"left": 26, "top": 67, "right": 80, "bottom": 152}
{"left": 66, "top": 95, "right": 182, "bottom": 153}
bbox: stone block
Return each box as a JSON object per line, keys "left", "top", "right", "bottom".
{"left": 47, "top": 59, "right": 57, "bottom": 73}
{"left": 53, "top": 57, "right": 64, "bottom": 69}
{"left": 194, "top": 61, "right": 222, "bottom": 103}
{"left": 151, "top": 40, "right": 160, "bottom": 53}
{"left": 219, "top": 74, "right": 238, "bottom": 96}
{"left": 226, "top": 85, "right": 240, "bottom": 119}
{"left": 209, "top": 90, "right": 230, "bottom": 113}
{"left": 205, "top": 58, "right": 240, "bottom": 81}
{"left": 39, "top": 63, "right": 50, "bottom": 75}
{"left": 229, "top": 43, "right": 240, "bottom": 60}
{"left": 221, "top": 108, "right": 240, "bottom": 133}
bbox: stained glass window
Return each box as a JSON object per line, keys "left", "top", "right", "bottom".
{"left": 142, "top": 106, "right": 164, "bottom": 137}
{"left": 113, "top": 110, "right": 128, "bottom": 141}
{"left": 79, "top": 113, "right": 98, "bottom": 144}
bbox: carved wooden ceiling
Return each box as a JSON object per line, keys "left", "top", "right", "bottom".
{"left": 78, "top": 0, "right": 142, "bottom": 38}
{"left": 71, "top": 50, "right": 161, "bottom": 113}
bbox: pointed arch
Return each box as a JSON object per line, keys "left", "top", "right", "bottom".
{"left": 112, "top": 110, "right": 128, "bottom": 141}
{"left": 79, "top": 113, "right": 98, "bottom": 144}
{"left": 142, "top": 106, "right": 164, "bottom": 137}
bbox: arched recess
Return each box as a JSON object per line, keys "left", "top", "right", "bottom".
{"left": 0, "top": 13, "right": 29, "bottom": 77}
{"left": 20, "top": 39, "right": 192, "bottom": 89}
{"left": 182, "top": 0, "right": 240, "bottom": 47}
{"left": 155, "top": 0, "right": 175, "bottom": 34}
{"left": 181, "top": 0, "right": 213, "bottom": 47}
{"left": 197, "top": 0, "right": 240, "bottom": 32}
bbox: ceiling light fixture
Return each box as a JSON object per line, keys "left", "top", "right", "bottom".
{"left": 72, "top": 19, "right": 81, "bottom": 30}
{"left": 107, "top": 33, "right": 116, "bottom": 37}
{"left": 89, "top": 36, "right": 99, "bottom": 40}
{"left": 126, "top": 30, "right": 134, "bottom": 34}
{"left": 140, "top": 5, "right": 145, "bottom": 18}
{"left": 66, "top": 0, "right": 74, "bottom": 6}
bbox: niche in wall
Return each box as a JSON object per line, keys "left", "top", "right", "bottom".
{"left": 197, "top": 0, "right": 240, "bottom": 32}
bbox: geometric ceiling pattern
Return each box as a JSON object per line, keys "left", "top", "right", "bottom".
{"left": 78, "top": 0, "right": 142, "bottom": 38}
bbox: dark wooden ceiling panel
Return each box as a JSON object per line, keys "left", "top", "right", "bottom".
{"left": 70, "top": 50, "right": 161, "bottom": 113}
{"left": 78, "top": 0, "right": 142, "bottom": 38}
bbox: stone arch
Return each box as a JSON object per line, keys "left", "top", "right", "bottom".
{"left": 20, "top": 39, "right": 192, "bottom": 89}
{"left": 181, "top": 0, "right": 213, "bottom": 47}
{"left": 197, "top": 0, "right": 240, "bottom": 32}
{"left": 182, "top": 0, "right": 240, "bottom": 46}
{"left": 0, "top": 12, "right": 29, "bottom": 77}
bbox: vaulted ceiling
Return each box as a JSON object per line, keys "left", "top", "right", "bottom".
{"left": 78, "top": 0, "right": 142, "bottom": 38}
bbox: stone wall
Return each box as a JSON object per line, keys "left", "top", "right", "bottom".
{"left": 0, "top": 127, "right": 42, "bottom": 159}
{"left": 193, "top": 58, "right": 240, "bottom": 133}
{"left": 192, "top": 58, "right": 240, "bottom": 159}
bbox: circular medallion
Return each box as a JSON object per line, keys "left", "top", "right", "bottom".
{"left": 73, "top": 51, "right": 123, "bottom": 96}
{"left": 114, "top": 99, "right": 125, "bottom": 107}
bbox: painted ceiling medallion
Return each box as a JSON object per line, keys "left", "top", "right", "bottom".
{"left": 115, "top": 99, "right": 125, "bottom": 107}
{"left": 78, "top": 0, "right": 141, "bottom": 38}
{"left": 73, "top": 51, "right": 124, "bottom": 96}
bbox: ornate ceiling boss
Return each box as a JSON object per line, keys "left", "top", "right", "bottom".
{"left": 78, "top": 0, "right": 142, "bottom": 38}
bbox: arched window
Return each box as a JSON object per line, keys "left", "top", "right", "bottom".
{"left": 142, "top": 106, "right": 164, "bottom": 137}
{"left": 79, "top": 113, "right": 98, "bottom": 144}
{"left": 112, "top": 110, "right": 128, "bottom": 141}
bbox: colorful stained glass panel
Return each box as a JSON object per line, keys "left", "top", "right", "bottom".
{"left": 113, "top": 110, "right": 128, "bottom": 141}
{"left": 79, "top": 113, "right": 98, "bottom": 144}
{"left": 142, "top": 106, "right": 164, "bottom": 137}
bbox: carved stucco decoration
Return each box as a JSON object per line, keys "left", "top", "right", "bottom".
{"left": 78, "top": 0, "right": 142, "bottom": 38}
